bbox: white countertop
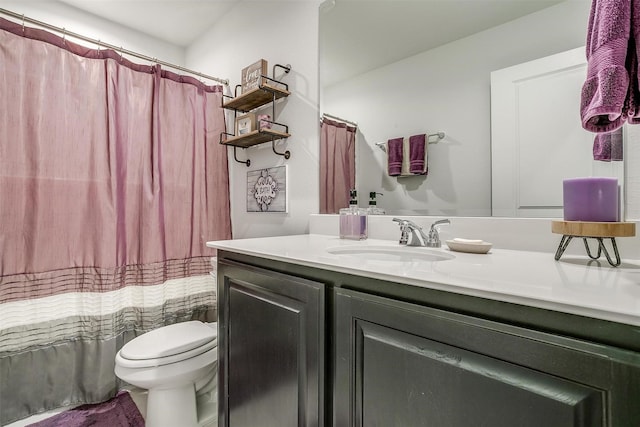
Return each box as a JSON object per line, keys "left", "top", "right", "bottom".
{"left": 207, "top": 234, "right": 640, "bottom": 327}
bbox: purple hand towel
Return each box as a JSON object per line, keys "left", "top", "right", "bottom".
{"left": 627, "top": 0, "right": 640, "bottom": 123}
{"left": 387, "top": 137, "right": 403, "bottom": 176}
{"left": 593, "top": 127, "right": 624, "bottom": 161}
{"left": 580, "top": 0, "right": 631, "bottom": 133}
{"left": 409, "top": 134, "right": 427, "bottom": 174}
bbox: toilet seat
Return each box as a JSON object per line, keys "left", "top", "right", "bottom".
{"left": 117, "top": 321, "right": 217, "bottom": 369}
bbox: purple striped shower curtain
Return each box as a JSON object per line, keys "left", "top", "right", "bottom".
{"left": 319, "top": 117, "right": 356, "bottom": 214}
{"left": 0, "top": 17, "right": 231, "bottom": 424}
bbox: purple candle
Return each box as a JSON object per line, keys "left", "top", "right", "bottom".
{"left": 563, "top": 177, "right": 619, "bottom": 222}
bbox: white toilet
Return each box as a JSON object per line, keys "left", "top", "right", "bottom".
{"left": 114, "top": 320, "right": 218, "bottom": 427}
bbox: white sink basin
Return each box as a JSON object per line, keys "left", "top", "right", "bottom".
{"left": 326, "top": 245, "right": 455, "bottom": 263}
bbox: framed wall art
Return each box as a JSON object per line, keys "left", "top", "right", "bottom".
{"left": 246, "top": 166, "right": 288, "bottom": 213}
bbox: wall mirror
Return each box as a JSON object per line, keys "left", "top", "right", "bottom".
{"left": 319, "top": 0, "right": 624, "bottom": 217}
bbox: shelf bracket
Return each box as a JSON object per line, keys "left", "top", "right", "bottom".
{"left": 269, "top": 120, "right": 290, "bottom": 159}
{"left": 273, "top": 63, "right": 291, "bottom": 79}
{"left": 221, "top": 131, "right": 250, "bottom": 166}
{"left": 271, "top": 137, "right": 290, "bottom": 159}
{"left": 233, "top": 146, "right": 251, "bottom": 167}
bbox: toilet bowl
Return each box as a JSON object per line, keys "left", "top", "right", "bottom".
{"left": 115, "top": 320, "right": 218, "bottom": 427}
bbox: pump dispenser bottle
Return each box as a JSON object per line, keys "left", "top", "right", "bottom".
{"left": 367, "top": 192, "right": 385, "bottom": 215}
{"left": 339, "top": 189, "right": 368, "bottom": 240}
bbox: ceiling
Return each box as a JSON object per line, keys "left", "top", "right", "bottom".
{"left": 57, "top": 0, "right": 239, "bottom": 47}
{"left": 320, "top": 0, "right": 566, "bottom": 86}
{"left": 55, "top": 0, "right": 567, "bottom": 85}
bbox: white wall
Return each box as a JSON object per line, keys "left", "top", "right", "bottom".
{"left": 186, "top": 1, "right": 321, "bottom": 239}
{"left": 0, "top": 1, "right": 184, "bottom": 65}
{"left": 323, "top": 1, "right": 590, "bottom": 217}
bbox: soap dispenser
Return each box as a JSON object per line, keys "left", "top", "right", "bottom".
{"left": 339, "top": 189, "right": 368, "bottom": 240}
{"left": 367, "top": 192, "right": 385, "bottom": 215}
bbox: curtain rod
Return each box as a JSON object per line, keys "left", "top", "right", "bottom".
{"left": 0, "top": 7, "right": 229, "bottom": 86}
{"left": 322, "top": 113, "right": 358, "bottom": 127}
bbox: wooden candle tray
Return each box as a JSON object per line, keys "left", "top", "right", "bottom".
{"left": 551, "top": 221, "right": 636, "bottom": 267}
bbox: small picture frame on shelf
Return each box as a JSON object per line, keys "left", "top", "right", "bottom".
{"left": 241, "top": 59, "right": 268, "bottom": 93}
{"left": 235, "top": 113, "right": 256, "bottom": 136}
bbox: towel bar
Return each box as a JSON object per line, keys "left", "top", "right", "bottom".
{"left": 376, "top": 132, "right": 445, "bottom": 152}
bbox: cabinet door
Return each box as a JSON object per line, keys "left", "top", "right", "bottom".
{"left": 218, "top": 260, "right": 324, "bottom": 427}
{"left": 334, "top": 288, "right": 640, "bottom": 427}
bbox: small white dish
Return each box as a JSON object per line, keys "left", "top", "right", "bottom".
{"left": 445, "top": 238, "right": 492, "bottom": 254}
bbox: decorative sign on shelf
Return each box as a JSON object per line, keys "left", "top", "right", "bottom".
{"left": 247, "top": 166, "right": 288, "bottom": 213}
{"left": 241, "top": 59, "right": 268, "bottom": 93}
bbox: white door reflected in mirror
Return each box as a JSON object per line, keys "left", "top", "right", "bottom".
{"left": 490, "top": 47, "right": 624, "bottom": 218}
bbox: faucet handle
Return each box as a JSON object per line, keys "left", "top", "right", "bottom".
{"left": 431, "top": 219, "right": 450, "bottom": 228}
{"left": 426, "top": 219, "right": 450, "bottom": 248}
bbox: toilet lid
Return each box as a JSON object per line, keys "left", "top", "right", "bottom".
{"left": 120, "top": 321, "right": 217, "bottom": 360}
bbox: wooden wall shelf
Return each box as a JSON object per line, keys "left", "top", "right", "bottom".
{"left": 223, "top": 84, "right": 290, "bottom": 113}
{"left": 220, "top": 64, "right": 292, "bottom": 166}
{"left": 221, "top": 129, "right": 291, "bottom": 149}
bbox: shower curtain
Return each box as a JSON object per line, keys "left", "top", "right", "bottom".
{"left": 0, "top": 17, "right": 231, "bottom": 424}
{"left": 319, "top": 117, "right": 357, "bottom": 214}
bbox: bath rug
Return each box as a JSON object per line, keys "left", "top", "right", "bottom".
{"left": 27, "top": 391, "right": 144, "bottom": 427}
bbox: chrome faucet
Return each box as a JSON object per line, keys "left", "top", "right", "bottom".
{"left": 392, "top": 218, "right": 450, "bottom": 247}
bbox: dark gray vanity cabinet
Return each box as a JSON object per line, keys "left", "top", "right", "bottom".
{"left": 217, "top": 259, "right": 325, "bottom": 427}
{"left": 215, "top": 251, "right": 640, "bottom": 427}
{"left": 334, "top": 287, "right": 640, "bottom": 427}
